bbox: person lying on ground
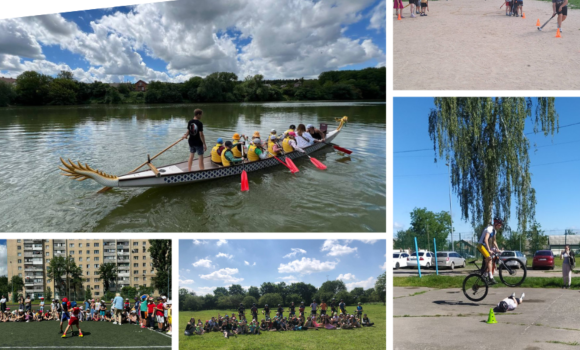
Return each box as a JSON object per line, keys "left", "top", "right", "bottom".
{"left": 494, "top": 292, "right": 525, "bottom": 313}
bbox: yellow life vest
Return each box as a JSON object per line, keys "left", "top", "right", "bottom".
{"left": 268, "top": 140, "right": 279, "bottom": 157}
{"left": 211, "top": 144, "right": 223, "bottom": 163}
{"left": 221, "top": 149, "right": 232, "bottom": 167}
{"left": 247, "top": 145, "right": 260, "bottom": 162}
{"left": 232, "top": 140, "right": 242, "bottom": 158}
{"left": 282, "top": 137, "right": 294, "bottom": 153}
{"left": 285, "top": 129, "right": 294, "bottom": 135}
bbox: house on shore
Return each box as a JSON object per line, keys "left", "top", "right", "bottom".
{"left": 135, "top": 80, "right": 148, "bottom": 91}
{"left": 0, "top": 77, "right": 17, "bottom": 85}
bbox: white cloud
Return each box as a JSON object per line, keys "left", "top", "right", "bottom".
{"left": 345, "top": 276, "right": 375, "bottom": 291}
{"left": 380, "top": 262, "right": 386, "bottom": 270}
{"left": 195, "top": 286, "right": 218, "bottom": 296}
{"left": 278, "top": 257, "right": 338, "bottom": 275}
{"left": 244, "top": 261, "right": 256, "bottom": 266}
{"left": 0, "top": 1, "right": 384, "bottom": 81}
{"left": 0, "top": 244, "right": 6, "bottom": 276}
{"left": 337, "top": 273, "right": 356, "bottom": 281}
{"left": 216, "top": 239, "right": 228, "bottom": 246}
{"left": 321, "top": 240, "right": 357, "bottom": 256}
{"left": 186, "top": 269, "right": 191, "bottom": 272}
{"left": 394, "top": 222, "right": 404, "bottom": 230}
{"left": 192, "top": 240, "right": 207, "bottom": 245}
{"left": 199, "top": 267, "right": 243, "bottom": 284}
{"left": 216, "top": 252, "right": 233, "bottom": 259}
{"left": 244, "top": 261, "right": 249, "bottom": 266}
{"left": 356, "top": 240, "right": 378, "bottom": 244}
{"left": 179, "top": 279, "right": 194, "bottom": 285}
{"left": 192, "top": 258, "right": 214, "bottom": 269}
{"left": 283, "top": 248, "right": 307, "bottom": 259}
{"left": 368, "top": 0, "right": 386, "bottom": 31}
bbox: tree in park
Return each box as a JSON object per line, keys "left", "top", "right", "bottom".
{"left": 429, "top": 97, "right": 558, "bottom": 233}
{"left": 9, "top": 275, "right": 24, "bottom": 303}
{"left": 98, "top": 262, "right": 118, "bottom": 296}
{"left": 258, "top": 293, "right": 283, "bottom": 308}
{"left": 228, "top": 284, "right": 246, "bottom": 296}
{"left": 45, "top": 286, "right": 53, "bottom": 301}
{"left": 203, "top": 294, "right": 217, "bottom": 310}
{"left": 148, "top": 240, "right": 171, "bottom": 296}
{"left": 287, "top": 282, "right": 317, "bottom": 303}
{"left": 409, "top": 208, "right": 451, "bottom": 250}
{"left": 242, "top": 295, "right": 257, "bottom": 308}
{"left": 260, "top": 282, "right": 277, "bottom": 296}
{"left": 248, "top": 286, "right": 260, "bottom": 300}
{"left": 319, "top": 280, "right": 347, "bottom": 295}
{"left": 137, "top": 285, "right": 154, "bottom": 297}
{"left": 527, "top": 221, "right": 549, "bottom": 253}
{"left": 217, "top": 296, "right": 231, "bottom": 310}
{"left": 121, "top": 285, "right": 138, "bottom": 299}
{"left": 0, "top": 276, "right": 9, "bottom": 298}
{"left": 213, "top": 287, "right": 229, "bottom": 298}
{"left": 85, "top": 285, "right": 92, "bottom": 300}
{"left": 57, "top": 70, "right": 75, "bottom": 80}
{"left": 47, "top": 256, "right": 82, "bottom": 299}
{"left": 15, "top": 71, "right": 52, "bottom": 105}
{"left": 375, "top": 272, "right": 386, "bottom": 305}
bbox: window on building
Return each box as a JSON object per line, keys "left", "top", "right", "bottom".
{"left": 94, "top": 243, "right": 99, "bottom": 247}
{"left": 17, "top": 252, "right": 21, "bottom": 256}
{"left": 46, "top": 259, "right": 51, "bottom": 263}
{"left": 134, "top": 277, "right": 139, "bottom": 282}
{"left": 18, "top": 273, "right": 22, "bottom": 277}
{"left": 143, "top": 277, "right": 147, "bottom": 281}
{"left": 86, "top": 264, "right": 90, "bottom": 269}
{"left": 143, "top": 270, "right": 146, "bottom": 274}
{"left": 17, "top": 239, "right": 21, "bottom": 243}
{"left": 94, "top": 272, "right": 99, "bottom": 275}
{"left": 133, "top": 256, "right": 138, "bottom": 260}
{"left": 86, "top": 250, "right": 90, "bottom": 254}
{"left": 45, "top": 245, "right": 49, "bottom": 249}
{"left": 94, "top": 285, "right": 99, "bottom": 290}
{"left": 94, "top": 264, "right": 100, "bottom": 268}
{"left": 79, "top": 257, "right": 82, "bottom": 262}
{"left": 94, "top": 250, "right": 99, "bottom": 254}
{"left": 86, "top": 271, "right": 89, "bottom": 276}
{"left": 133, "top": 270, "right": 138, "bottom": 274}
{"left": 142, "top": 256, "right": 146, "bottom": 260}
{"left": 133, "top": 242, "right": 138, "bottom": 246}
{"left": 18, "top": 259, "right": 21, "bottom": 263}
{"left": 17, "top": 246, "right": 21, "bottom": 250}
{"left": 132, "top": 249, "right": 138, "bottom": 253}
{"left": 79, "top": 250, "right": 82, "bottom": 254}
{"left": 133, "top": 263, "right": 138, "bottom": 267}
{"left": 95, "top": 257, "right": 99, "bottom": 261}
{"left": 18, "top": 266, "right": 22, "bottom": 270}
{"left": 143, "top": 242, "right": 146, "bottom": 246}
{"left": 69, "top": 244, "right": 74, "bottom": 248}
{"left": 70, "top": 251, "right": 74, "bottom": 255}
{"left": 87, "top": 257, "right": 90, "bottom": 262}
{"left": 79, "top": 243, "right": 83, "bottom": 248}
{"left": 94, "top": 278, "right": 99, "bottom": 282}
{"left": 46, "top": 252, "right": 49, "bottom": 256}
{"left": 95, "top": 292, "right": 100, "bottom": 296}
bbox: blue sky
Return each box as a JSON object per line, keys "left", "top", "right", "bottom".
{"left": 0, "top": 0, "right": 386, "bottom": 83}
{"left": 179, "top": 240, "right": 386, "bottom": 295}
{"left": 394, "top": 98, "right": 580, "bottom": 241}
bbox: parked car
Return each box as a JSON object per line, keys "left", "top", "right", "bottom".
{"left": 532, "top": 250, "right": 555, "bottom": 270}
{"left": 499, "top": 250, "right": 527, "bottom": 268}
{"left": 407, "top": 251, "right": 435, "bottom": 269}
{"left": 435, "top": 251, "right": 466, "bottom": 270}
{"left": 393, "top": 252, "right": 409, "bottom": 269}
{"left": 459, "top": 252, "right": 475, "bottom": 260}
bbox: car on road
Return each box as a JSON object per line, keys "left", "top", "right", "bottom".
{"left": 435, "top": 251, "right": 466, "bottom": 270}
{"left": 499, "top": 250, "right": 527, "bottom": 268}
{"left": 407, "top": 251, "right": 435, "bottom": 269}
{"left": 393, "top": 252, "right": 409, "bottom": 269}
{"left": 532, "top": 250, "right": 555, "bottom": 270}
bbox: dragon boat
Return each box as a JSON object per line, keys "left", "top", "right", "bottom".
{"left": 59, "top": 116, "right": 348, "bottom": 189}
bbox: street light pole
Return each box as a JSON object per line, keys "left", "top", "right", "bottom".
{"left": 446, "top": 163, "right": 454, "bottom": 251}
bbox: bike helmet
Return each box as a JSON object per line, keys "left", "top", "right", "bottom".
{"left": 493, "top": 218, "right": 503, "bottom": 226}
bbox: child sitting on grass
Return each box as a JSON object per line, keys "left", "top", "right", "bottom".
{"left": 362, "top": 314, "right": 374, "bottom": 326}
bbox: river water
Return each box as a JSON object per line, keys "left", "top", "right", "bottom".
{"left": 0, "top": 101, "right": 385, "bottom": 232}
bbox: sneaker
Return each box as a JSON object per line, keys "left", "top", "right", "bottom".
{"left": 62, "top": 335, "right": 66, "bottom": 338}
{"left": 411, "top": 14, "right": 416, "bottom": 18}
{"left": 423, "top": 13, "right": 427, "bottom": 16}
{"left": 166, "top": 331, "right": 172, "bottom": 335}
{"left": 488, "top": 278, "right": 498, "bottom": 285}
{"left": 510, "top": 292, "right": 515, "bottom": 298}
{"left": 520, "top": 293, "right": 525, "bottom": 300}
{"left": 113, "top": 322, "right": 117, "bottom": 325}
{"left": 79, "top": 334, "right": 83, "bottom": 338}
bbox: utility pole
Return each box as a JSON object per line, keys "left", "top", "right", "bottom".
{"left": 446, "top": 163, "right": 454, "bottom": 251}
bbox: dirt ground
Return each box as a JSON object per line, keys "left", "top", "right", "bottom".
{"left": 394, "top": 286, "right": 580, "bottom": 349}
{"left": 393, "top": 0, "right": 580, "bottom": 90}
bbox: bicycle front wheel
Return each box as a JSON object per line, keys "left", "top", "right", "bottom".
{"left": 498, "top": 258, "right": 527, "bottom": 287}
{"left": 462, "top": 273, "right": 489, "bottom": 302}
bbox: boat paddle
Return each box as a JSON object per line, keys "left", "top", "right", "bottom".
{"left": 240, "top": 141, "right": 249, "bottom": 192}
{"left": 97, "top": 136, "right": 186, "bottom": 193}
{"left": 306, "top": 155, "right": 327, "bottom": 170}
{"left": 269, "top": 152, "right": 298, "bottom": 174}
{"left": 274, "top": 141, "right": 299, "bottom": 173}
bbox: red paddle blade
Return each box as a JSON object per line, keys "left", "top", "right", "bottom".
{"left": 285, "top": 158, "right": 299, "bottom": 173}
{"left": 241, "top": 170, "right": 249, "bottom": 191}
{"left": 333, "top": 145, "right": 352, "bottom": 154}
{"left": 310, "top": 157, "right": 327, "bottom": 170}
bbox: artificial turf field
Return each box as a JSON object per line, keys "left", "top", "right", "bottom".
{"left": 0, "top": 320, "right": 171, "bottom": 349}
{"left": 179, "top": 304, "right": 386, "bottom": 350}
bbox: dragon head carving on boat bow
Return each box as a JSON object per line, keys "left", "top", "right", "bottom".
{"left": 59, "top": 158, "right": 120, "bottom": 188}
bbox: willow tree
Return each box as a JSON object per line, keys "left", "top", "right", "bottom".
{"left": 428, "top": 97, "right": 559, "bottom": 233}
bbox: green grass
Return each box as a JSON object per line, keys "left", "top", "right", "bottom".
{"left": 537, "top": 0, "right": 580, "bottom": 9}
{"left": 0, "top": 319, "right": 171, "bottom": 348}
{"left": 179, "top": 304, "right": 386, "bottom": 350}
{"left": 394, "top": 275, "right": 580, "bottom": 289}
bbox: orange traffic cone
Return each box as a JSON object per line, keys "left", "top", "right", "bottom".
{"left": 398, "top": 13, "right": 402, "bottom": 20}
{"left": 522, "top": 12, "right": 526, "bottom": 18}
{"left": 556, "top": 28, "right": 561, "bottom": 38}
{"left": 536, "top": 19, "right": 540, "bottom": 26}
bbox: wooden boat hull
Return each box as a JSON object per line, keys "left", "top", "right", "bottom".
{"left": 117, "top": 130, "right": 340, "bottom": 188}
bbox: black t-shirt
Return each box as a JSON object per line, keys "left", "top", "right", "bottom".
{"left": 289, "top": 305, "right": 295, "bottom": 312}
{"left": 238, "top": 306, "right": 245, "bottom": 314}
{"left": 277, "top": 307, "right": 283, "bottom": 314}
{"left": 187, "top": 119, "right": 204, "bottom": 147}
{"left": 251, "top": 306, "right": 258, "bottom": 314}
{"left": 311, "top": 131, "right": 323, "bottom": 140}
{"left": 264, "top": 306, "right": 270, "bottom": 313}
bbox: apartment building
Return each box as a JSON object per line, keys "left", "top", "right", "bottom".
{"left": 6, "top": 239, "right": 159, "bottom": 299}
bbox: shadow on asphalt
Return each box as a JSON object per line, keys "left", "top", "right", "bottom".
{"left": 433, "top": 300, "right": 481, "bottom": 307}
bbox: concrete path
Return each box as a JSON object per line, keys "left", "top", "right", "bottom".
{"left": 394, "top": 287, "right": 580, "bottom": 349}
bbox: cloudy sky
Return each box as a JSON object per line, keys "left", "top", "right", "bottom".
{"left": 0, "top": 0, "right": 385, "bottom": 83}
{"left": 180, "top": 239, "right": 386, "bottom": 296}
{"left": 0, "top": 240, "right": 7, "bottom": 277}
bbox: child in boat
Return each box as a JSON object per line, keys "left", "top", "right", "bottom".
{"left": 284, "top": 124, "right": 296, "bottom": 137}
{"left": 247, "top": 139, "right": 268, "bottom": 162}
{"left": 267, "top": 135, "right": 282, "bottom": 157}
{"left": 221, "top": 141, "right": 243, "bottom": 166}
{"left": 295, "top": 124, "right": 317, "bottom": 149}
{"left": 282, "top": 132, "right": 306, "bottom": 154}
{"left": 231, "top": 133, "right": 246, "bottom": 159}
{"left": 211, "top": 138, "right": 225, "bottom": 165}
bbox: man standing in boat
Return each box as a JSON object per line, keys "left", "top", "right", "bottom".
{"left": 184, "top": 109, "right": 207, "bottom": 172}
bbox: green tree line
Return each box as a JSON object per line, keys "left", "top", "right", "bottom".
{"left": 0, "top": 67, "right": 385, "bottom": 107}
{"left": 179, "top": 272, "right": 386, "bottom": 312}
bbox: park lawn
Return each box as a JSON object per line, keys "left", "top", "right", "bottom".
{"left": 0, "top": 320, "right": 171, "bottom": 348}
{"left": 179, "top": 304, "right": 386, "bottom": 350}
{"left": 394, "top": 275, "right": 580, "bottom": 289}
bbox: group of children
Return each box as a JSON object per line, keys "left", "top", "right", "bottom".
{"left": 394, "top": 0, "right": 429, "bottom": 18}
{"left": 185, "top": 300, "right": 375, "bottom": 338}
{"left": 503, "top": 0, "right": 523, "bottom": 17}
{"left": 0, "top": 294, "right": 172, "bottom": 337}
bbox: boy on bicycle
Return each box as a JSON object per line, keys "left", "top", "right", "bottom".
{"left": 477, "top": 218, "right": 503, "bottom": 285}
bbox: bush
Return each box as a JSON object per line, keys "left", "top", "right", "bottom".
{"left": 0, "top": 81, "right": 16, "bottom": 107}
{"left": 258, "top": 293, "right": 283, "bottom": 308}
{"left": 242, "top": 295, "right": 257, "bottom": 308}
{"left": 104, "top": 87, "right": 122, "bottom": 104}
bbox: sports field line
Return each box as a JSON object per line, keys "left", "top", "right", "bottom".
{"left": 0, "top": 347, "right": 171, "bottom": 349}
{"left": 145, "top": 327, "right": 172, "bottom": 339}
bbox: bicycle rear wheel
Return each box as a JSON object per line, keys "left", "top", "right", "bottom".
{"left": 462, "top": 273, "right": 489, "bottom": 302}
{"left": 498, "top": 258, "right": 527, "bottom": 287}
